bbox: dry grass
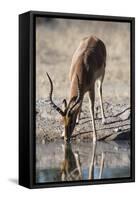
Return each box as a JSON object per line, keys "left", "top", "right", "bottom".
{"left": 36, "top": 17, "right": 130, "bottom": 103}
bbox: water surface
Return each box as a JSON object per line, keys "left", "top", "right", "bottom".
{"left": 36, "top": 140, "right": 130, "bottom": 183}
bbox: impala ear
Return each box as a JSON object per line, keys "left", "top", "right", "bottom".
{"left": 70, "top": 101, "right": 80, "bottom": 114}
{"left": 62, "top": 99, "right": 67, "bottom": 112}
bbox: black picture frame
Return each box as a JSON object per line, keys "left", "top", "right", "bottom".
{"left": 19, "top": 10, "right": 135, "bottom": 189}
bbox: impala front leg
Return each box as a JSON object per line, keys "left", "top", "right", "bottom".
{"left": 97, "top": 73, "right": 106, "bottom": 125}
{"left": 76, "top": 99, "right": 83, "bottom": 124}
{"left": 88, "top": 88, "right": 97, "bottom": 143}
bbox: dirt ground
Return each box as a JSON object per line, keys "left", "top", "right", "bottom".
{"left": 35, "top": 17, "right": 131, "bottom": 143}
{"left": 36, "top": 98, "right": 130, "bottom": 143}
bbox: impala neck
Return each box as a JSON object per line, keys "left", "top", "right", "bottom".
{"left": 69, "top": 75, "right": 83, "bottom": 103}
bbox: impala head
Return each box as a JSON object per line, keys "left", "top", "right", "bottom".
{"left": 46, "top": 72, "right": 81, "bottom": 142}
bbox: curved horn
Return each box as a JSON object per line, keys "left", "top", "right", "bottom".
{"left": 69, "top": 75, "right": 82, "bottom": 113}
{"left": 46, "top": 72, "right": 64, "bottom": 116}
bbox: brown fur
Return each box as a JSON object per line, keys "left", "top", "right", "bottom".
{"left": 69, "top": 36, "right": 106, "bottom": 98}
{"left": 65, "top": 35, "right": 107, "bottom": 142}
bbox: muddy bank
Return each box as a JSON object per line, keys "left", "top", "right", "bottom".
{"left": 36, "top": 98, "right": 130, "bottom": 143}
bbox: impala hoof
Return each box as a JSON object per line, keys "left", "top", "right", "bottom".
{"left": 102, "top": 118, "right": 106, "bottom": 125}
{"left": 92, "top": 133, "right": 97, "bottom": 143}
{"left": 93, "top": 137, "right": 97, "bottom": 144}
{"left": 76, "top": 118, "right": 79, "bottom": 125}
{"left": 61, "top": 131, "right": 65, "bottom": 139}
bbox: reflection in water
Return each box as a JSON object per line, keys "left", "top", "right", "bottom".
{"left": 36, "top": 140, "right": 130, "bottom": 183}
{"left": 98, "top": 152, "right": 105, "bottom": 179}
{"left": 61, "top": 143, "right": 82, "bottom": 181}
{"left": 88, "top": 142, "right": 96, "bottom": 180}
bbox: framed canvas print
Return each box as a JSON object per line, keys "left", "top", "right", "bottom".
{"left": 19, "top": 11, "right": 135, "bottom": 189}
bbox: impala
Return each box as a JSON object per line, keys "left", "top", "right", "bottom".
{"left": 47, "top": 35, "right": 106, "bottom": 142}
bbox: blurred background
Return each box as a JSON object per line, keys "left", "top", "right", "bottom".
{"left": 36, "top": 17, "right": 130, "bottom": 104}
